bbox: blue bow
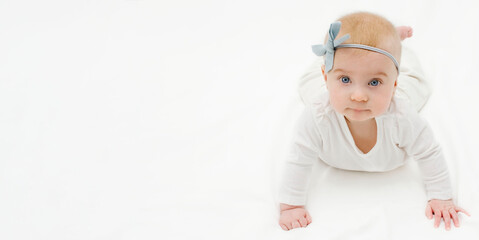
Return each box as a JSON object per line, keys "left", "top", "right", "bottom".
{"left": 311, "top": 21, "right": 350, "bottom": 73}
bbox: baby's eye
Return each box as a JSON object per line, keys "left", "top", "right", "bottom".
{"left": 340, "top": 76, "right": 350, "bottom": 83}
{"left": 369, "top": 79, "right": 380, "bottom": 86}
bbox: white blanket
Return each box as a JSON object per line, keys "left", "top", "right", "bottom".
{"left": 0, "top": 0, "right": 478, "bottom": 239}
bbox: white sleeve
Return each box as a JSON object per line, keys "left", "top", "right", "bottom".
{"left": 277, "top": 105, "right": 322, "bottom": 206}
{"left": 396, "top": 113, "right": 453, "bottom": 201}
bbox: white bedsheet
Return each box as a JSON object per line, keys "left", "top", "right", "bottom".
{"left": 0, "top": 0, "right": 478, "bottom": 239}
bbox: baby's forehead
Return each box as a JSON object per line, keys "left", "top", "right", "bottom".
{"left": 334, "top": 49, "right": 395, "bottom": 69}
{"left": 335, "top": 48, "right": 386, "bottom": 59}
{"left": 331, "top": 52, "right": 395, "bottom": 77}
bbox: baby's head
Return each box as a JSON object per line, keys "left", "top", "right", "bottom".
{"left": 319, "top": 11, "right": 402, "bottom": 123}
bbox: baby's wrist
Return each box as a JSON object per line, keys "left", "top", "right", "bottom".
{"left": 280, "top": 203, "right": 304, "bottom": 212}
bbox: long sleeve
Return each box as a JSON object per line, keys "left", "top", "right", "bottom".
{"left": 394, "top": 45, "right": 432, "bottom": 113}
{"left": 278, "top": 105, "right": 323, "bottom": 206}
{"left": 396, "top": 113, "right": 453, "bottom": 201}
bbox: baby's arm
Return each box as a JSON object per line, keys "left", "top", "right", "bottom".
{"left": 397, "top": 112, "right": 470, "bottom": 230}
{"left": 277, "top": 105, "right": 322, "bottom": 230}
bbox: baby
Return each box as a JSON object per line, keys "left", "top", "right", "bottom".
{"left": 278, "top": 11, "right": 470, "bottom": 231}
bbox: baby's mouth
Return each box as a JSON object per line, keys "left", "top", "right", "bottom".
{"left": 351, "top": 108, "right": 368, "bottom": 112}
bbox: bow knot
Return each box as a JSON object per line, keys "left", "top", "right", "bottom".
{"left": 311, "top": 21, "right": 350, "bottom": 73}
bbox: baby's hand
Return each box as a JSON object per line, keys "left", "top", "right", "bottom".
{"left": 425, "top": 199, "right": 471, "bottom": 230}
{"left": 279, "top": 204, "right": 312, "bottom": 231}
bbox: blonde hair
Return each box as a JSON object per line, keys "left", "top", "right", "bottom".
{"left": 324, "top": 11, "right": 402, "bottom": 63}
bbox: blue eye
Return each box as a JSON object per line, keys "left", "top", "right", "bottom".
{"left": 369, "top": 79, "right": 380, "bottom": 86}
{"left": 340, "top": 76, "right": 350, "bottom": 83}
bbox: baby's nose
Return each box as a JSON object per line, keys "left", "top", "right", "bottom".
{"left": 350, "top": 89, "right": 368, "bottom": 102}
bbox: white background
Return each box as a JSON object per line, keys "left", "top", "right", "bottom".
{"left": 1, "top": 0, "right": 478, "bottom": 239}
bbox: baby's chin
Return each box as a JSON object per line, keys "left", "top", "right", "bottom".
{"left": 341, "top": 108, "right": 388, "bottom": 122}
{"left": 343, "top": 112, "right": 374, "bottom": 122}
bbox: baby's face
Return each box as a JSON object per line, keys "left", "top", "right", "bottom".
{"left": 322, "top": 48, "right": 398, "bottom": 123}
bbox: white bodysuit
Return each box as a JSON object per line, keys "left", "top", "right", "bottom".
{"left": 278, "top": 46, "right": 453, "bottom": 206}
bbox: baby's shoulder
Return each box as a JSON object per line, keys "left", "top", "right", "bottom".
{"left": 309, "top": 91, "right": 335, "bottom": 122}
{"left": 387, "top": 95, "right": 428, "bottom": 129}
{"left": 389, "top": 95, "right": 416, "bottom": 116}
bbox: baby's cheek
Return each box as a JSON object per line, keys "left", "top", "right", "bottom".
{"left": 377, "top": 98, "right": 393, "bottom": 113}
{"left": 329, "top": 95, "right": 344, "bottom": 112}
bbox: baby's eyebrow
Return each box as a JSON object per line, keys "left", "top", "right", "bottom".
{"left": 373, "top": 71, "right": 389, "bottom": 78}
{"left": 332, "top": 68, "right": 389, "bottom": 78}
{"left": 332, "top": 68, "right": 350, "bottom": 74}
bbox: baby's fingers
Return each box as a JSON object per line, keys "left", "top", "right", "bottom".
{"left": 299, "top": 217, "right": 308, "bottom": 227}
{"left": 450, "top": 209, "right": 460, "bottom": 228}
{"left": 434, "top": 210, "right": 442, "bottom": 228}
{"left": 425, "top": 204, "right": 433, "bottom": 219}
{"left": 442, "top": 210, "right": 451, "bottom": 230}
{"left": 280, "top": 220, "right": 292, "bottom": 231}
{"left": 292, "top": 220, "right": 301, "bottom": 229}
{"left": 455, "top": 206, "right": 471, "bottom": 217}
{"left": 306, "top": 212, "right": 313, "bottom": 224}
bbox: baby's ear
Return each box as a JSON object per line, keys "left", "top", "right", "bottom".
{"left": 392, "top": 79, "right": 398, "bottom": 95}
{"left": 321, "top": 65, "right": 327, "bottom": 82}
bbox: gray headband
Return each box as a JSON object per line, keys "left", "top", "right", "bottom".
{"left": 311, "top": 21, "right": 400, "bottom": 73}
